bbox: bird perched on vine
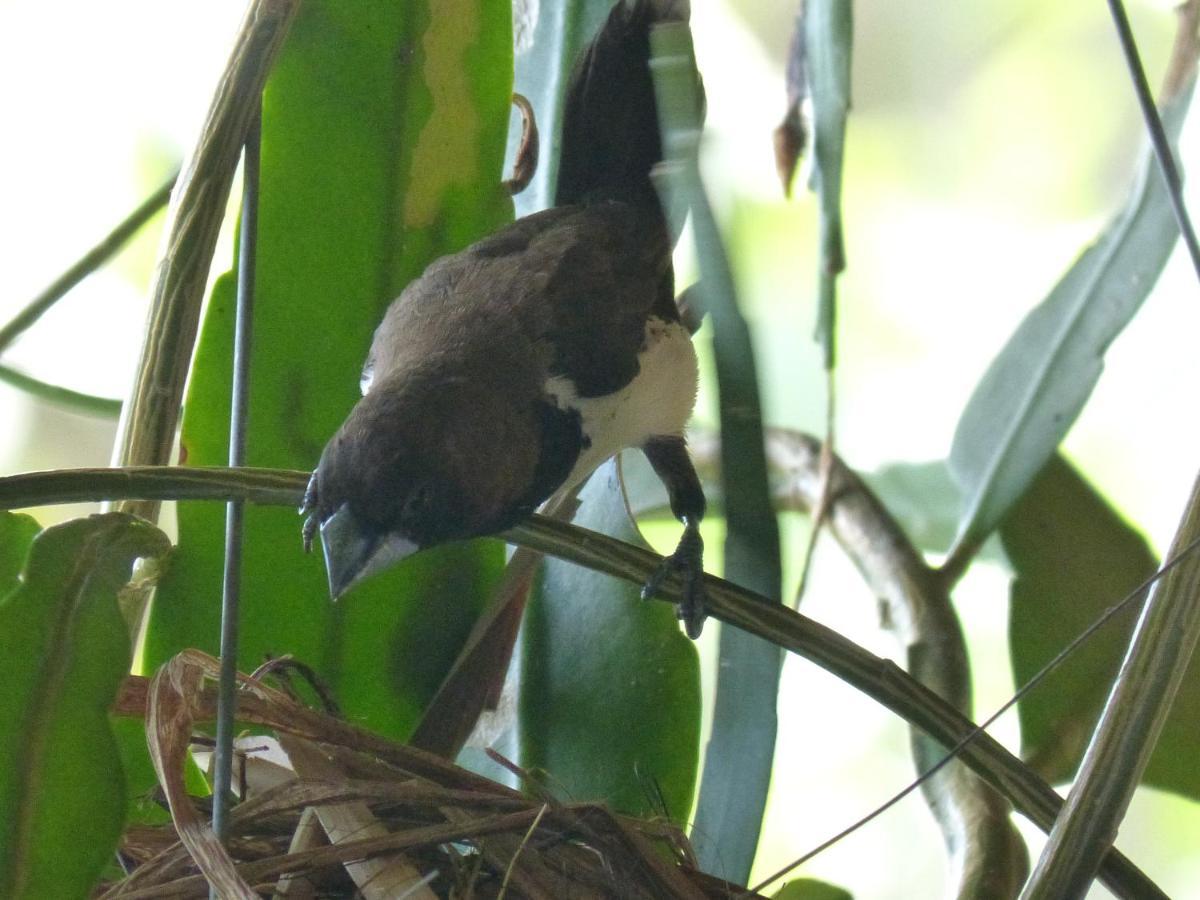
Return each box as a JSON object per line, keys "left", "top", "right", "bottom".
{"left": 302, "top": 0, "right": 709, "bottom": 636}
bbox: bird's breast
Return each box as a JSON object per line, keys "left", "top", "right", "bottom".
{"left": 543, "top": 317, "right": 698, "bottom": 491}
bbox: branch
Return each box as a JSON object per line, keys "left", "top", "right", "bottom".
{"left": 0, "top": 464, "right": 1165, "bottom": 899}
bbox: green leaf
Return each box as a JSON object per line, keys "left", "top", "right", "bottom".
{"left": 0, "top": 511, "right": 40, "bottom": 598}
{"left": 1002, "top": 455, "right": 1200, "bottom": 800}
{"left": 948, "top": 85, "right": 1194, "bottom": 559}
{"left": 144, "top": 0, "right": 513, "bottom": 739}
{"left": 651, "top": 25, "right": 782, "bottom": 884}
{"left": 804, "top": 0, "right": 853, "bottom": 365}
{"left": 521, "top": 460, "right": 700, "bottom": 820}
{"left": 773, "top": 878, "right": 854, "bottom": 900}
{"left": 0, "top": 513, "right": 170, "bottom": 899}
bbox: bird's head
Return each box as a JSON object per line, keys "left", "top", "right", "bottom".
{"left": 301, "top": 369, "right": 551, "bottom": 598}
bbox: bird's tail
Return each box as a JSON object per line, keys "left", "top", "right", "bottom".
{"left": 554, "top": 0, "right": 698, "bottom": 208}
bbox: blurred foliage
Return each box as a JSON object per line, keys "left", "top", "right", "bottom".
{"left": 523, "top": 461, "right": 700, "bottom": 822}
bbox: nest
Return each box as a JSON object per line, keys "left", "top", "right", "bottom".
{"left": 101, "top": 650, "right": 756, "bottom": 899}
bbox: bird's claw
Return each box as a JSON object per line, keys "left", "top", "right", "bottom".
{"left": 300, "top": 470, "right": 319, "bottom": 553}
{"left": 641, "top": 520, "right": 706, "bottom": 639}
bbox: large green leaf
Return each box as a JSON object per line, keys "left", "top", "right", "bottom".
{"left": 0, "top": 513, "right": 169, "bottom": 899}
{"left": 1001, "top": 455, "right": 1200, "bottom": 800}
{"left": 145, "top": 0, "right": 513, "bottom": 739}
{"left": 948, "top": 85, "right": 1193, "bottom": 560}
{"left": 521, "top": 459, "right": 700, "bottom": 821}
{"left": 0, "top": 511, "right": 40, "bottom": 598}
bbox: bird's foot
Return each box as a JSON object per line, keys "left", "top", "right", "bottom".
{"left": 641, "top": 518, "right": 707, "bottom": 639}
{"left": 300, "top": 470, "right": 319, "bottom": 553}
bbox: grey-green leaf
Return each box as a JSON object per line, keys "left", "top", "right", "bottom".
{"left": 948, "top": 84, "right": 1194, "bottom": 559}
{"left": 521, "top": 460, "right": 701, "bottom": 821}
{"left": 651, "top": 24, "right": 783, "bottom": 885}
{"left": 0, "top": 513, "right": 170, "bottom": 899}
{"left": 805, "top": 0, "right": 853, "bottom": 363}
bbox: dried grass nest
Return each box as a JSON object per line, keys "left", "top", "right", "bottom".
{"left": 101, "top": 650, "right": 758, "bottom": 899}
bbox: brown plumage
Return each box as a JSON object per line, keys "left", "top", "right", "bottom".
{"left": 310, "top": 199, "right": 673, "bottom": 546}
{"left": 303, "top": 0, "right": 710, "bottom": 636}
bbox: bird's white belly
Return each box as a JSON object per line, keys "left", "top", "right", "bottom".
{"left": 544, "top": 317, "right": 698, "bottom": 490}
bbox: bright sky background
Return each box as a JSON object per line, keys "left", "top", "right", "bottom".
{"left": 2, "top": 1, "right": 1199, "bottom": 897}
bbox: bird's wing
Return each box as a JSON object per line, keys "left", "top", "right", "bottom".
{"left": 365, "top": 200, "right": 674, "bottom": 400}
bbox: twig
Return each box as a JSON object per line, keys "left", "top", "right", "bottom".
{"left": 752, "top": 525, "right": 1200, "bottom": 898}
{"left": 791, "top": 418, "right": 833, "bottom": 605}
{"left": 730, "top": 429, "right": 1028, "bottom": 898}
{"left": 503, "top": 94, "right": 539, "bottom": 196}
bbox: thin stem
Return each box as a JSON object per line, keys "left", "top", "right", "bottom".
{"left": 1105, "top": 0, "right": 1200, "bottom": 285}
{"left": 0, "top": 175, "right": 177, "bottom": 358}
{"left": 212, "top": 109, "right": 261, "bottom": 845}
{"left": 0, "top": 363, "right": 121, "bottom": 418}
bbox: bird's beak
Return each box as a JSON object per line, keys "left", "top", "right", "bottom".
{"left": 319, "top": 504, "right": 420, "bottom": 599}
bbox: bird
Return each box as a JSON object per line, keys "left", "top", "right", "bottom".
{"left": 301, "top": 0, "right": 709, "bottom": 637}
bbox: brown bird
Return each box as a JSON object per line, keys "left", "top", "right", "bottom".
{"left": 302, "top": 0, "right": 708, "bottom": 636}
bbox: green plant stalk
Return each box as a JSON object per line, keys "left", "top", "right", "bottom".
{"left": 1021, "top": 467, "right": 1200, "bottom": 898}
{"left": 108, "top": 0, "right": 300, "bottom": 523}
{"left": 0, "top": 464, "right": 1163, "bottom": 900}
